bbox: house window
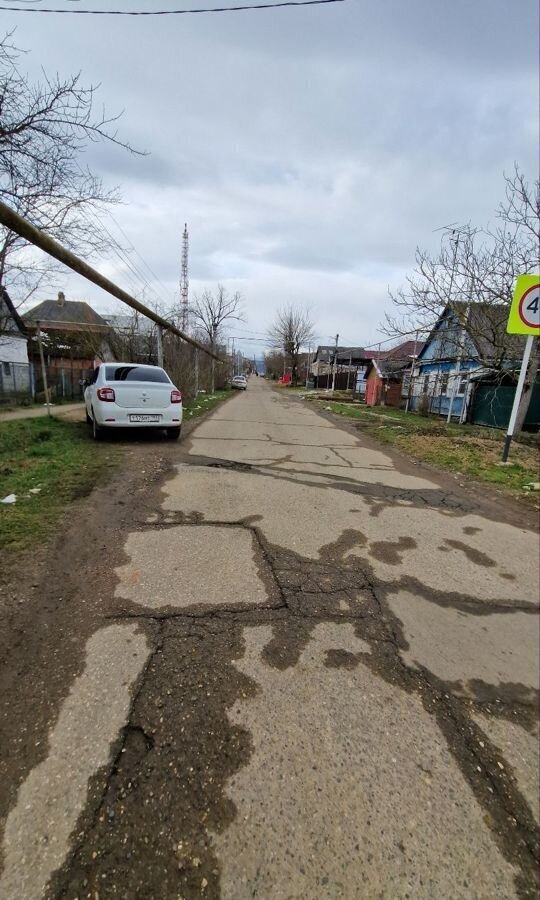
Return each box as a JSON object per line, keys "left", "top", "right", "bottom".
{"left": 422, "top": 374, "right": 430, "bottom": 394}
{"left": 439, "top": 373, "right": 449, "bottom": 395}
{"left": 3, "top": 362, "right": 11, "bottom": 376}
{"left": 456, "top": 374, "right": 468, "bottom": 396}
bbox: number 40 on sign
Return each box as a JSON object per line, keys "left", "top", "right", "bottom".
{"left": 507, "top": 275, "right": 540, "bottom": 335}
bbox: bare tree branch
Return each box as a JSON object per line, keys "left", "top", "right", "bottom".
{"left": 383, "top": 166, "right": 539, "bottom": 431}
{"left": 190, "top": 284, "right": 244, "bottom": 391}
{"left": 0, "top": 32, "right": 144, "bottom": 327}
{"left": 266, "top": 304, "right": 315, "bottom": 383}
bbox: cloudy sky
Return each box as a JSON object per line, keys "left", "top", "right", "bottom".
{"left": 3, "top": 0, "right": 539, "bottom": 357}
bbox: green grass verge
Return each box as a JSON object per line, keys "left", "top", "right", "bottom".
{"left": 183, "top": 389, "right": 232, "bottom": 420}
{"left": 0, "top": 418, "right": 120, "bottom": 552}
{"left": 311, "top": 400, "right": 539, "bottom": 502}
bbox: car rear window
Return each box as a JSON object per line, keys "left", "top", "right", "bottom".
{"left": 105, "top": 366, "right": 170, "bottom": 383}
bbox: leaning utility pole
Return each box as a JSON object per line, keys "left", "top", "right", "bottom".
{"left": 180, "top": 223, "right": 189, "bottom": 332}
{"left": 0, "top": 199, "right": 221, "bottom": 360}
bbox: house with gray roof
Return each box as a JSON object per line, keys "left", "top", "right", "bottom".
{"left": 409, "top": 302, "right": 535, "bottom": 422}
{"left": 23, "top": 292, "right": 115, "bottom": 385}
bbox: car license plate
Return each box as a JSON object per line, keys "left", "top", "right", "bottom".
{"left": 129, "top": 414, "right": 161, "bottom": 423}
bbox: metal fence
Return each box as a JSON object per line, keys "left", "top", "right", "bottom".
{"left": 403, "top": 371, "right": 472, "bottom": 421}
{"left": 0, "top": 360, "right": 92, "bottom": 406}
{"left": 0, "top": 360, "right": 33, "bottom": 405}
{"left": 34, "top": 364, "right": 90, "bottom": 404}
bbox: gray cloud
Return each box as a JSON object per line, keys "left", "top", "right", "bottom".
{"left": 9, "top": 0, "right": 539, "bottom": 352}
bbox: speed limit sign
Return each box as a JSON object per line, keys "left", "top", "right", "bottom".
{"left": 507, "top": 275, "right": 540, "bottom": 335}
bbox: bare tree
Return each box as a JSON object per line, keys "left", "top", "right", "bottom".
{"left": 0, "top": 32, "right": 142, "bottom": 326}
{"left": 190, "top": 285, "right": 244, "bottom": 392}
{"left": 107, "top": 311, "right": 158, "bottom": 365}
{"left": 264, "top": 350, "right": 286, "bottom": 380}
{"left": 384, "top": 167, "right": 539, "bottom": 430}
{"left": 267, "top": 304, "right": 315, "bottom": 384}
{"left": 497, "top": 166, "right": 540, "bottom": 432}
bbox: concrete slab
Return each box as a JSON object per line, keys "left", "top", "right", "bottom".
{"left": 162, "top": 465, "right": 539, "bottom": 604}
{"left": 213, "top": 622, "right": 518, "bottom": 899}
{"left": 115, "top": 525, "right": 275, "bottom": 611}
{"left": 0, "top": 624, "right": 149, "bottom": 900}
{"left": 387, "top": 589, "right": 540, "bottom": 691}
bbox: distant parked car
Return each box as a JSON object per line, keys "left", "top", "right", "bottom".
{"left": 231, "top": 375, "right": 248, "bottom": 390}
{"left": 84, "top": 363, "right": 183, "bottom": 440}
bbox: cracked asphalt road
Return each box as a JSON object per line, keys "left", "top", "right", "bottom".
{"left": 1, "top": 379, "right": 539, "bottom": 900}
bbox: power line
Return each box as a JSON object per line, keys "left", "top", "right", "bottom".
{"left": 71, "top": 163, "right": 171, "bottom": 306}
{"left": 0, "top": 0, "right": 345, "bottom": 14}
{"left": 104, "top": 209, "right": 176, "bottom": 305}
{"left": 76, "top": 204, "right": 163, "bottom": 304}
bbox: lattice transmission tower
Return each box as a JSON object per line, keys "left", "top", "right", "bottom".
{"left": 180, "top": 223, "right": 189, "bottom": 332}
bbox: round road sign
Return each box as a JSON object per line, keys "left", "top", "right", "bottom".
{"left": 518, "top": 284, "right": 540, "bottom": 330}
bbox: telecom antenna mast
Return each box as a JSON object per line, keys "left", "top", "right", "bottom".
{"left": 180, "top": 223, "right": 189, "bottom": 332}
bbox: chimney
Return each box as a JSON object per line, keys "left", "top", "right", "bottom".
{"left": 57, "top": 291, "right": 65, "bottom": 307}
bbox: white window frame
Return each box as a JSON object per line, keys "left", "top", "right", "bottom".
{"left": 439, "top": 372, "right": 449, "bottom": 396}
{"left": 455, "top": 373, "right": 468, "bottom": 396}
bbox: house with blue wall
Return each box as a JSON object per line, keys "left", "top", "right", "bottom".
{"left": 408, "top": 302, "right": 526, "bottom": 421}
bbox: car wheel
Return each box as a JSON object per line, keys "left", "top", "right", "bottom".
{"left": 92, "top": 409, "right": 104, "bottom": 441}
{"left": 166, "top": 426, "right": 181, "bottom": 440}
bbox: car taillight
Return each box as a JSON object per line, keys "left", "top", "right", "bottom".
{"left": 171, "top": 390, "right": 182, "bottom": 404}
{"left": 97, "top": 387, "right": 115, "bottom": 402}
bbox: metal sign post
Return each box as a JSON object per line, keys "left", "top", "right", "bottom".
{"left": 501, "top": 275, "right": 539, "bottom": 462}
{"left": 501, "top": 335, "right": 534, "bottom": 461}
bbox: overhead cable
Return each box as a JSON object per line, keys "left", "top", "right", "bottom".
{"left": 0, "top": 0, "right": 345, "bottom": 14}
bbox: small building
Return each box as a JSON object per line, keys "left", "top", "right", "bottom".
{"left": 24, "top": 292, "right": 114, "bottom": 400}
{"left": 365, "top": 357, "right": 411, "bottom": 407}
{"left": 0, "top": 286, "right": 32, "bottom": 402}
{"left": 105, "top": 313, "right": 158, "bottom": 364}
{"left": 409, "top": 303, "right": 526, "bottom": 420}
{"left": 311, "top": 346, "right": 365, "bottom": 390}
{"left": 364, "top": 340, "right": 424, "bottom": 408}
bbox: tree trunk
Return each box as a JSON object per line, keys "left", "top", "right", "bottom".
{"left": 513, "top": 340, "right": 538, "bottom": 434}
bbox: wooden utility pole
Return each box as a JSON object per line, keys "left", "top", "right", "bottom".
{"left": 0, "top": 199, "right": 222, "bottom": 362}
{"left": 156, "top": 326, "right": 164, "bottom": 368}
{"left": 35, "top": 322, "right": 51, "bottom": 416}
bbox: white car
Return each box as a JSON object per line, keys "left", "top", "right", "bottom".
{"left": 84, "top": 363, "right": 183, "bottom": 440}
{"left": 231, "top": 375, "right": 248, "bottom": 390}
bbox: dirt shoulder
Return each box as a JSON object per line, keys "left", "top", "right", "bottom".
{"left": 0, "top": 391, "right": 239, "bottom": 845}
